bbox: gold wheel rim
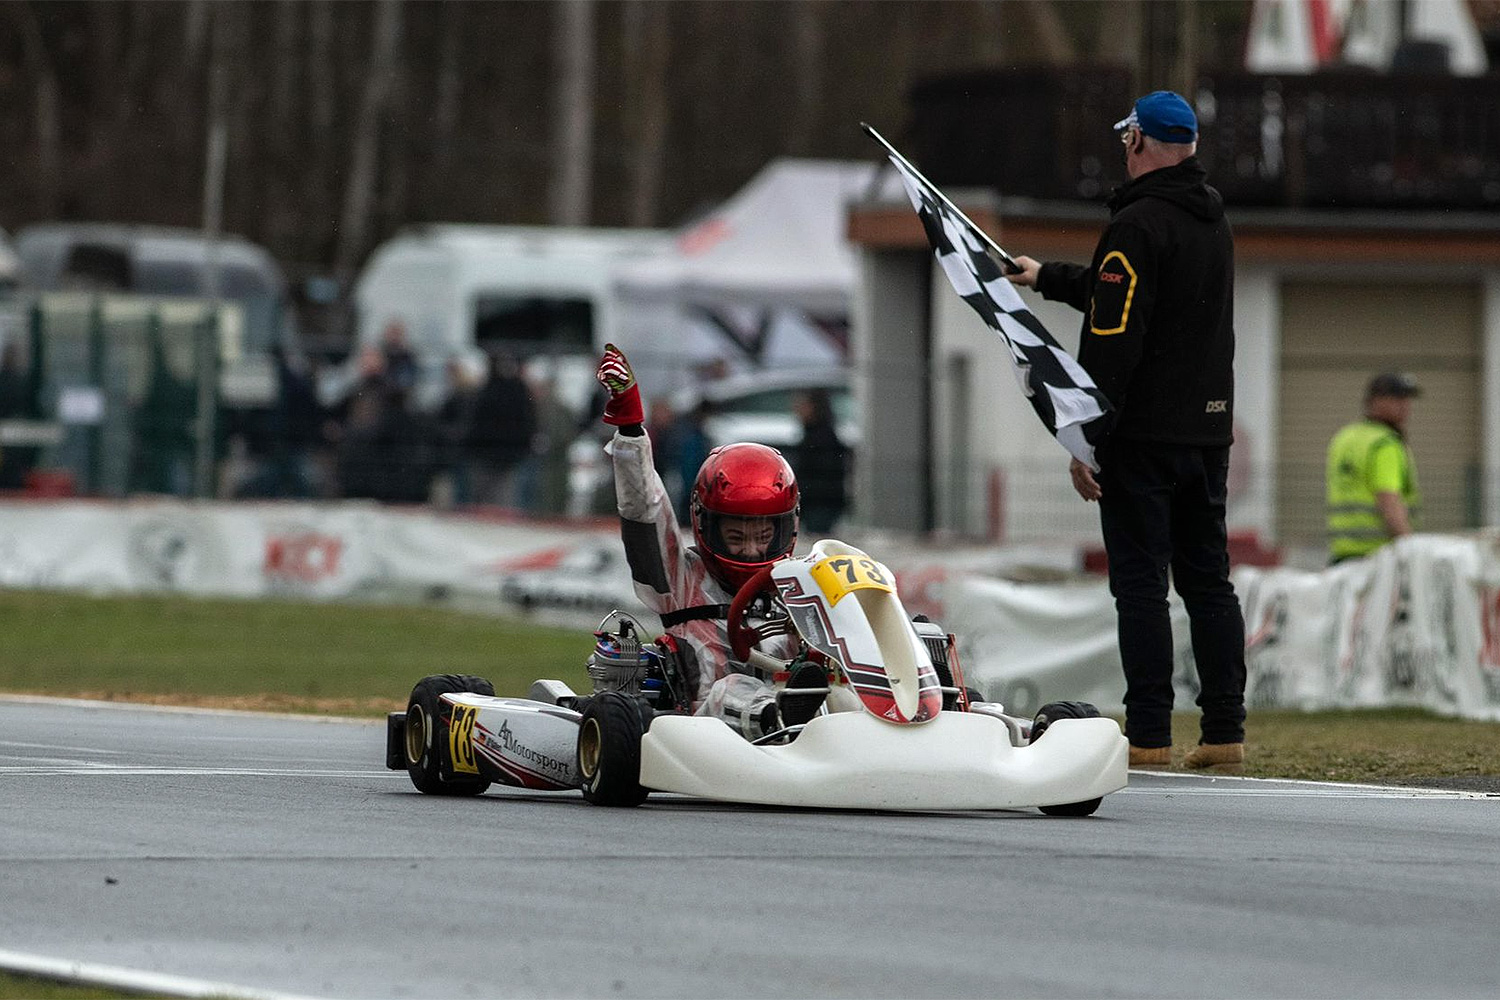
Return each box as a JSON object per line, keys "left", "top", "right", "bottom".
{"left": 404, "top": 704, "right": 428, "bottom": 765}
{"left": 578, "top": 717, "right": 601, "bottom": 779}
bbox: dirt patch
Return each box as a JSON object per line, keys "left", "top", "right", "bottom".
{"left": 1386, "top": 775, "right": 1500, "bottom": 794}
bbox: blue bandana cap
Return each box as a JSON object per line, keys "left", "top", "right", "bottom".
{"left": 1113, "top": 91, "right": 1198, "bottom": 144}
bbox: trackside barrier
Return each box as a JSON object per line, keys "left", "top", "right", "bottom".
{"left": 0, "top": 499, "right": 1495, "bottom": 721}
{"left": 923, "top": 531, "right": 1500, "bottom": 722}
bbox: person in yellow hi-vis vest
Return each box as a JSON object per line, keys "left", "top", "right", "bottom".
{"left": 1326, "top": 372, "right": 1422, "bottom": 564}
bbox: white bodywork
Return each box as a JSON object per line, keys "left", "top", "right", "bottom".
{"left": 769, "top": 540, "right": 938, "bottom": 723}
{"left": 449, "top": 693, "right": 581, "bottom": 791}
{"left": 640, "top": 711, "right": 1127, "bottom": 811}
{"left": 639, "top": 533, "right": 1128, "bottom": 811}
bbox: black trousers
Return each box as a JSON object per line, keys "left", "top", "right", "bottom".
{"left": 1096, "top": 440, "right": 1247, "bottom": 748}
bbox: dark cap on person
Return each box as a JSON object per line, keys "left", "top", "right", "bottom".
{"left": 1366, "top": 372, "right": 1422, "bottom": 399}
{"left": 1113, "top": 91, "right": 1198, "bottom": 144}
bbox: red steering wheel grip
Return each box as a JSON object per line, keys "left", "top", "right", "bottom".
{"left": 726, "top": 565, "right": 778, "bottom": 662}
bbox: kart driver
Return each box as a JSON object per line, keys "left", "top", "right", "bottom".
{"left": 596, "top": 344, "right": 812, "bottom": 741}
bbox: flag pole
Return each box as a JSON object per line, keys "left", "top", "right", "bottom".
{"left": 861, "top": 122, "right": 1021, "bottom": 275}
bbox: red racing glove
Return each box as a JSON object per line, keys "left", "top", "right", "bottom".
{"left": 596, "top": 343, "right": 643, "bottom": 426}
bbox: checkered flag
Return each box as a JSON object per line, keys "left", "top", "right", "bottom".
{"left": 863, "top": 124, "right": 1112, "bottom": 471}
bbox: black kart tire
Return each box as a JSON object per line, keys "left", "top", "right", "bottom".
{"left": 404, "top": 673, "right": 495, "bottom": 796}
{"left": 1030, "top": 700, "right": 1101, "bottom": 742}
{"left": 576, "top": 691, "right": 652, "bottom": 807}
{"left": 1031, "top": 700, "right": 1104, "bottom": 817}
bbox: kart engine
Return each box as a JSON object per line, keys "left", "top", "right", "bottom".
{"left": 587, "top": 613, "right": 653, "bottom": 698}
{"left": 587, "top": 612, "right": 689, "bottom": 711}
{"left": 588, "top": 611, "right": 678, "bottom": 695}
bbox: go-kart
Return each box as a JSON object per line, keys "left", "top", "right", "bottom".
{"left": 386, "top": 539, "right": 1128, "bottom": 814}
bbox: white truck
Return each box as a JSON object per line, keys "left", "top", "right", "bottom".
{"left": 345, "top": 224, "right": 673, "bottom": 414}
{"left": 348, "top": 161, "right": 870, "bottom": 415}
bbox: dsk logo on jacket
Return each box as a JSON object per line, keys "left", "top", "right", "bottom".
{"left": 1090, "top": 251, "right": 1137, "bottom": 336}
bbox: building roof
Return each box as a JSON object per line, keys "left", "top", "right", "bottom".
{"left": 848, "top": 195, "right": 1500, "bottom": 266}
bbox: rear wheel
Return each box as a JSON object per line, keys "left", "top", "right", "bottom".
{"left": 404, "top": 674, "right": 494, "bottom": 796}
{"left": 1031, "top": 700, "right": 1103, "bottom": 817}
{"left": 576, "top": 691, "right": 651, "bottom": 807}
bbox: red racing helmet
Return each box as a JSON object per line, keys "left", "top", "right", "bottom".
{"left": 690, "top": 443, "right": 800, "bottom": 592}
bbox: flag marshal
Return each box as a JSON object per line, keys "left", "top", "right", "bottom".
{"left": 863, "top": 123, "right": 1113, "bottom": 471}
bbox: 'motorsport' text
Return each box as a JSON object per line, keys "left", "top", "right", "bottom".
{"left": 489, "top": 721, "right": 570, "bottom": 777}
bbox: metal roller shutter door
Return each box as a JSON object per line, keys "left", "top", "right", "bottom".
{"left": 1276, "top": 280, "right": 1480, "bottom": 546}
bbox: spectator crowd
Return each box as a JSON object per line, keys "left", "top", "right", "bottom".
{"left": 225, "top": 324, "right": 849, "bottom": 528}
{"left": 234, "top": 323, "right": 580, "bottom": 514}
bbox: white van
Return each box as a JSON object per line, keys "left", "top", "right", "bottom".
{"left": 347, "top": 224, "right": 671, "bottom": 413}
{"left": 14, "top": 222, "right": 295, "bottom": 406}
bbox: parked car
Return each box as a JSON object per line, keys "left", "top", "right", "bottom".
{"left": 683, "top": 365, "right": 856, "bottom": 450}
{"left": 568, "top": 366, "right": 855, "bottom": 516}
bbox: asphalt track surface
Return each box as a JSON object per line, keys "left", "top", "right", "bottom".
{"left": 3, "top": 697, "right": 1498, "bottom": 1000}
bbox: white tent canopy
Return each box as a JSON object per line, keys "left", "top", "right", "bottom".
{"left": 612, "top": 159, "right": 888, "bottom": 393}
{"left": 615, "top": 158, "right": 878, "bottom": 311}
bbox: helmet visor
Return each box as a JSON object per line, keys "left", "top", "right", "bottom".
{"left": 700, "top": 510, "right": 796, "bottom": 568}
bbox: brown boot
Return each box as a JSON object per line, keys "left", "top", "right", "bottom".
{"left": 1128, "top": 745, "right": 1172, "bottom": 767}
{"left": 1184, "top": 742, "right": 1245, "bottom": 769}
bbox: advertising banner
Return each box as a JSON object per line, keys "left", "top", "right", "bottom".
{"left": 1, "top": 500, "right": 1495, "bottom": 720}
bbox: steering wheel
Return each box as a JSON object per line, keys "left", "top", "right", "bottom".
{"left": 726, "top": 565, "right": 784, "bottom": 662}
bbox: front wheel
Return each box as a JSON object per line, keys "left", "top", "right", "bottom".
{"left": 1031, "top": 700, "right": 1103, "bottom": 817}
{"left": 404, "top": 674, "right": 495, "bottom": 796}
{"left": 576, "top": 691, "right": 651, "bottom": 807}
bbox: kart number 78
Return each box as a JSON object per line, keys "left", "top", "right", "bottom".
{"left": 449, "top": 703, "right": 479, "bottom": 774}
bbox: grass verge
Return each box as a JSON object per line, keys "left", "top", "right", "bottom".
{"left": 1, "top": 590, "right": 1497, "bottom": 788}
{"left": 1229, "top": 707, "right": 1500, "bottom": 786}
{"left": 0, "top": 972, "right": 149, "bottom": 999}
{"left": 0, "top": 589, "right": 591, "bottom": 716}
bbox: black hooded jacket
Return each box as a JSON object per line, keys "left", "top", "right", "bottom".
{"left": 1036, "top": 156, "right": 1235, "bottom": 448}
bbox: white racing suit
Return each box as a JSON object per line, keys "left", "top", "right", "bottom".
{"left": 608, "top": 429, "right": 799, "bottom": 740}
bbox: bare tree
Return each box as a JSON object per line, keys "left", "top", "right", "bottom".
{"left": 622, "top": 0, "right": 669, "bottom": 226}
{"left": 1019, "top": 0, "right": 1078, "bottom": 64}
{"left": 307, "top": 1, "right": 337, "bottom": 156}
{"left": 787, "top": 3, "right": 824, "bottom": 156}
{"left": 1139, "top": 0, "right": 1181, "bottom": 92}
{"left": 272, "top": 1, "right": 301, "bottom": 128}
{"left": 264, "top": 0, "right": 304, "bottom": 256}
{"left": 426, "top": 1, "right": 465, "bottom": 220}
{"left": 214, "top": 3, "right": 259, "bottom": 228}
{"left": 184, "top": 0, "right": 211, "bottom": 67}
{"left": 334, "top": 0, "right": 403, "bottom": 286}
{"left": 1174, "top": 0, "right": 1200, "bottom": 96}
{"left": 197, "top": 1, "right": 231, "bottom": 498}
{"left": 378, "top": 42, "right": 410, "bottom": 236}
{"left": 549, "top": 0, "right": 596, "bottom": 226}
{"left": 972, "top": 1, "right": 1012, "bottom": 65}
{"left": 1096, "top": 0, "right": 1143, "bottom": 77}
{"left": 11, "top": 2, "right": 61, "bottom": 217}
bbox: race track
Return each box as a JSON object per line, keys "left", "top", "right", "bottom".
{"left": 2, "top": 697, "right": 1498, "bottom": 999}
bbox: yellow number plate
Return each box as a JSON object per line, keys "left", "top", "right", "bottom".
{"left": 809, "top": 555, "right": 894, "bottom": 605}
{"left": 448, "top": 703, "right": 479, "bottom": 774}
